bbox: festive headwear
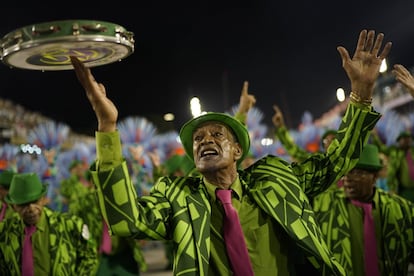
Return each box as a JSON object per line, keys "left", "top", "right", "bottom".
{"left": 179, "top": 112, "right": 250, "bottom": 164}
{"left": 354, "top": 144, "right": 382, "bottom": 172}
{"left": 396, "top": 131, "right": 412, "bottom": 142}
{"left": 321, "top": 129, "right": 337, "bottom": 141}
{"left": 5, "top": 173, "right": 47, "bottom": 205}
{"left": 0, "top": 170, "right": 16, "bottom": 188}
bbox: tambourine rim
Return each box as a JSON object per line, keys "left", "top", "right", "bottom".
{"left": 0, "top": 19, "right": 135, "bottom": 70}
{"left": 1, "top": 35, "right": 134, "bottom": 57}
{"left": 1, "top": 41, "right": 134, "bottom": 71}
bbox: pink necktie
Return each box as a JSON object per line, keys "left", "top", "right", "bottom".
{"left": 351, "top": 200, "right": 379, "bottom": 276}
{"left": 406, "top": 151, "right": 414, "bottom": 180}
{"left": 99, "top": 220, "right": 112, "bottom": 254}
{"left": 216, "top": 189, "right": 254, "bottom": 276}
{"left": 0, "top": 202, "right": 7, "bottom": 221}
{"left": 22, "top": 225, "right": 36, "bottom": 276}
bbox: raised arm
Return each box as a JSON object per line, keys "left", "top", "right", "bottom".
{"left": 295, "top": 30, "right": 392, "bottom": 197}
{"left": 273, "top": 105, "right": 310, "bottom": 162}
{"left": 70, "top": 56, "right": 118, "bottom": 132}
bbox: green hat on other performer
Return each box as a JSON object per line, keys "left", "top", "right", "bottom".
{"left": 354, "top": 144, "right": 382, "bottom": 172}
{"left": 0, "top": 170, "right": 16, "bottom": 188}
{"left": 5, "top": 173, "right": 47, "bottom": 205}
{"left": 396, "top": 131, "right": 412, "bottom": 142}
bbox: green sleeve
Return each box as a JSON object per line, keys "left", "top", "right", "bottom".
{"left": 95, "top": 131, "right": 124, "bottom": 171}
{"left": 293, "top": 102, "right": 381, "bottom": 198}
{"left": 275, "top": 125, "right": 311, "bottom": 162}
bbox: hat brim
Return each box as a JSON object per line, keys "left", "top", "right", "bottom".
{"left": 397, "top": 132, "right": 412, "bottom": 142}
{"left": 321, "top": 129, "right": 337, "bottom": 141}
{"left": 5, "top": 186, "right": 47, "bottom": 205}
{"left": 179, "top": 113, "right": 250, "bottom": 165}
{"left": 355, "top": 163, "right": 383, "bottom": 171}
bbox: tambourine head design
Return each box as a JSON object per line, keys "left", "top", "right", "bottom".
{"left": 0, "top": 20, "right": 135, "bottom": 70}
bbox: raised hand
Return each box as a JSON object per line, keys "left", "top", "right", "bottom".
{"left": 238, "top": 81, "right": 256, "bottom": 114}
{"left": 70, "top": 56, "right": 118, "bottom": 132}
{"left": 272, "top": 105, "right": 285, "bottom": 128}
{"left": 392, "top": 64, "right": 414, "bottom": 96}
{"left": 337, "top": 30, "right": 392, "bottom": 101}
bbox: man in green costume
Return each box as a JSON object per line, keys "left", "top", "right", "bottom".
{"left": 70, "top": 29, "right": 391, "bottom": 275}
{"left": 0, "top": 172, "right": 98, "bottom": 275}
{"left": 313, "top": 144, "right": 414, "bottom": 275}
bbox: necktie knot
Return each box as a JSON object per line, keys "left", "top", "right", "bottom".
{"left": 216, "top": 189, "right": 232, "bottom": 204}
{"left": 350, "top": 200, "right": 372, "bottom": 213}
{"left": 25, "top": 225, "right": 36, "bottom": 236}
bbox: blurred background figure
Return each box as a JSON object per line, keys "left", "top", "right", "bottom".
{"left": 313, "top": 144, "right": 414, "bottom": 275}
{"left": 0, "top": 172, "right": 98, "bottom": 275}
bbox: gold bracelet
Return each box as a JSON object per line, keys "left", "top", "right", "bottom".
{"left": 349, "top": 92, "right": 372, "bottom": 105}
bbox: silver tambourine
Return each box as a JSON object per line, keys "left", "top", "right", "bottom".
{"left": 0, "top": 19, "right": 135, "bottom": 71}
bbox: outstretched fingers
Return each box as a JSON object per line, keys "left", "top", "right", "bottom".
{"left": 355, "top": 29, "right": 368, "bottom": 53}
{"left": 371, "top": 32, "right": 384, "bottom": 57}
{"left": 378, "top": 41, "right": 392, "bottom": 60}
{"left": 364, "top": 30, "right": 375, "bottom": 52}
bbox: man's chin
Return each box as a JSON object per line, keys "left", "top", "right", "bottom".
{"left": 196, "top": 160, "right": 221, "bottom": 172}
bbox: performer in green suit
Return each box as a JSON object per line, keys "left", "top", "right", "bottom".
{"left": 0, "top": 172, "right": 98, "bottom": 275}
{"left": 313, "top": 144, "right": 414, "bottom": 275}
{"left": 70, "top": 29, "right": 391, "bottom": 275}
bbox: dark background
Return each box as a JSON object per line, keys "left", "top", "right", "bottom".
{"left": 1, "top": 1, "right": 414, "bottom": 136}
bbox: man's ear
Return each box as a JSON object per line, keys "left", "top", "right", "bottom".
{"left": 234, "top": 143, "right": 243, "bottom": 161}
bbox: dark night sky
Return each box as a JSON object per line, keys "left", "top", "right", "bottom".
{"left": 1, "top": 2, "right": 414, "bottom": 136}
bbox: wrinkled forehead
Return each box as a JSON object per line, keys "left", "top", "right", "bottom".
{"left": 193, "top": 121, "right": 236, "bottom": 137}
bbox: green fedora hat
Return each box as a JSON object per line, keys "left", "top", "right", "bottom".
{"left": 0, "top": 170, "right": 16, "bottom": 188}
{"left": 179, "top": 112, "right": 250, "bottom": 164}
{"left": 5, "top": 173, "right": 47, "bottom": 205}
{"left": 396, "top": 131, "right": 412, "bottom": 142}
{"left": 355, "top": 144, "right": 383, "bottom": 171}
{"left": 321, "top": 129, "right": 337, "bottom": 141}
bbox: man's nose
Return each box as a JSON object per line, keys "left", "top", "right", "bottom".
{"left": 201, "top": 134, "right": 214, "bottom": 144}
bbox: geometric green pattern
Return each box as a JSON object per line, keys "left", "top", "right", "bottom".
{"left": 90, "top": 103, "right": 380, "bottom": 276}
{"left": 313, "top": 188, "right": 414, "bottom": 275}
{"left": 0, "top": 207, "right": 98, "bottom": 275}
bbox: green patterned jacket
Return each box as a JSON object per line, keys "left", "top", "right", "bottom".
{"left": 313, "top": 187, "right": 414, "bottom": 275}
{"left": 0, "top": 207, "right": 98, "bottom": 275}
{"left": 91, "top": 103, "right": 380, "bottom": 275}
